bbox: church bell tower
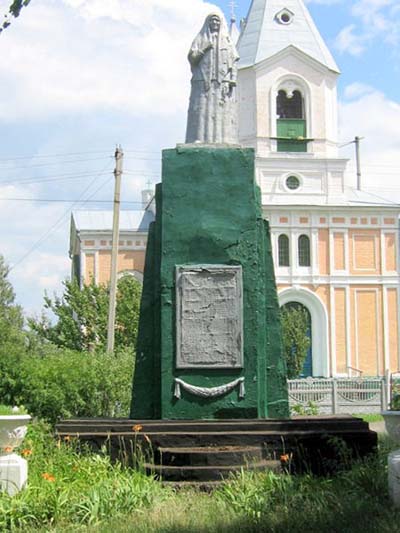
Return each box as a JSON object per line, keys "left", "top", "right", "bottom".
{"left": 237, "top": 0, "right": 348, "bottom": 205}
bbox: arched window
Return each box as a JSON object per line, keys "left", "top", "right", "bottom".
{"left": 276, "top": 88, "right": 307, "bottom": 153}
{"left": 298, "top": 235, "right": 311, "bottom": 267}
{"left": 278, "top": 234, "right": 290, "bottom": 266}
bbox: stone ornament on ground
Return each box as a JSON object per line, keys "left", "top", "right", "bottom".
{"left": 382, "top": 373, "right": 400, "bottom": 506}
{"left": 0, "top": 409, "right": 31, "bottom": 496}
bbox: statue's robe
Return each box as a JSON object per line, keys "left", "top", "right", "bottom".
{"left": 185, "top": 14, "right": 239, "bottom": 144}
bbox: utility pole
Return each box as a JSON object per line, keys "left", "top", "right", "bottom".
{"left": 107, "top": 146, "right": 124, "bottom": 353}
{"left": 355, "top": 136, "right": 363, "bottom": 191}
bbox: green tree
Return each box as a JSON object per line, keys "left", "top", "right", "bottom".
{"left": 281, "top": 305, "right": 311, "bottom": 379}
{"left": 0, "top": 255, "right": 24, "bottom": 348}
{"left": 1, "top": 1, "right": 32, "bottom": 34}
{"left": 30, "top": 275, "right": 142, "bottom": 352}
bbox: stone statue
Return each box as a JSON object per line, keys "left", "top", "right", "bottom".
{"left": 185, "top": 13, "right": 239, "bottom": 144}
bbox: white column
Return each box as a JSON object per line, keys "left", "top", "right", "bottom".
{"left": 94, "top": 251, "right": 99, "bottom": 285}
{"left": 383, "top": 286, "right": 390, "bottom": 374}
{"left": 329, "top": 284, "right": 336, "bottom": 376}
{"left": 345, "top": 285, "right": 352, "bottom": 376}
{"left": 311, "top": 228, "right": 319, "bottom": 277}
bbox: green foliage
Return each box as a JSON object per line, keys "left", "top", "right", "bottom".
{"left": 390, "top": 375, "right": 400, "bottom": 410}
{"left": 215, "top": 445, "right": 394, "bottom": 532}
{"left": 281, "top": 305, "right": 311, "bottom": 379}
{"left": 291, "top": 401, "right": 319, "bottom": 416}
{"left": 0, "top": 405, "right": 28, "bottom": 415}
{"left": 0, "top": 422, "right": 166, "bottom": 531}
{"left": 1, "top": 0, "right": 31, "bottom": 33}
{"left": 0, "top": 255, "right": 25, "bottom": 350}
{"left": 29, "top": 275, "right": 141, "bottom": 352}
{"left": 356, "top": 413, "right": 383, "bottom": 423}
{"left": 0, "top": 344, "right": 134, "bottom": 424}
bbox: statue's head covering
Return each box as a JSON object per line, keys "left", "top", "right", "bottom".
{"left": 189, "top": 12, "right": 239, "bottom": 82}
{"left": 198, "top": 12, "right": 229, "bottom": 41}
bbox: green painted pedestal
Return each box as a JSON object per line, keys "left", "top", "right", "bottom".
{"left": 131, "top": 146, "right": 288, "bottom": 419}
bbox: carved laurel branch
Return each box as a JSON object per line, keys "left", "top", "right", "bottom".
{"left": 174, "top": 377, "right": 245, "bottom": 400}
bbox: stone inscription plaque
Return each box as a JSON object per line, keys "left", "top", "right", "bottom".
{"left": 176, "top": 265, "right": 243, "bottom": 369}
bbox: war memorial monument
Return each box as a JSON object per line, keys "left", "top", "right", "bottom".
{"left": 130, "top": 12, "right": 289, "bottom": 420}
{"left": 58, "top": 12, "right": 377, "bottom": 483}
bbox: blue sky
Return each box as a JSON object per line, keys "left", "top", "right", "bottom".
{"left": 1, "top": 0, "right": 400, "bottom": 315}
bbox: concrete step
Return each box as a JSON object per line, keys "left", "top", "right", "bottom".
{"left": 162, "top": 480, "right": 222, "bottom": 491}
{"left": 56, "top": 429, "right": 375, "bottom": 451}
{"left": 144, "top": 459, "right": 281, "bottom": 481}
{"left": 157, "top": 445, "right": 264, "bottom": 466}
{"left": 56, "top": 416, "right": 369, "bottom": 435}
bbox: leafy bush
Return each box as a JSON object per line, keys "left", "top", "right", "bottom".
{"left": 281, "top": 305, "right": 311, "bottom": 378}
{"left": 390, "top": 374, "right": 400, "bottom": 410}
{"left": 0, "top": 344, "right": 134, "bottom": 424}
{"left": 29, "top": 275, "right": 141, "bottom": 352}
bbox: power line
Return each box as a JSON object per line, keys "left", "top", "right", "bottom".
{"left": 0, "top": 168, "right": 158, "bottom": 185}
{"left": 0, "top": 156, "right": 113, "bottom": 170}
{"left": 9, "top": 160, "right": 114, "bottom": 272}
{"left": 0, "top": 148, "right": 160, "bottom": 162}
{"left": 0, "top": 150, "right": 113, "bottom": 161}
{"left": 0, "top": 197, "right": 145, "bottom": 204}
{"left": 0, "top": 172, "right": 111, "bottom": 186}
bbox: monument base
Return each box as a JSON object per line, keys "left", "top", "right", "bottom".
{"left": 131, "top": 146, "right": 288, "bottom": 420}
{"left": 57, "top": 416, "right": 378, "bottom": 481}
{"left": 0, "top": 454, "right": 27, "bottom": 496}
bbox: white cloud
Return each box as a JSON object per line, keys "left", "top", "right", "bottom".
{"left": 335, "top": 24, "right": 366, "bottom": 56}
{"left": 0, "top": 0, "right": 220, "bottom": 121}
{"left": 331, "top": 0, "right": 400, "bottom": 56}
{"left": 339, "top": 86, "right": 400, "bottom": 192}
{"left": 343, "top": 82, "right": 375, "bottom": 99}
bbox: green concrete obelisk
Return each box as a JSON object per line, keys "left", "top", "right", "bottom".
{"left": 130, "top": 12, "right": 288, "bottom": 420}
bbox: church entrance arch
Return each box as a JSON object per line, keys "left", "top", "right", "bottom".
{"left": 279, "top": 287, "right": 329, "bottom": 377}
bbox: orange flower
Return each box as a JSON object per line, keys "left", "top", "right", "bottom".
{"left": 280, "top": 454, "right": 290, "bottom": 463}
{"left": 132, "top": 424, "right": 143, "bottom": 432}
{"left": 21, "top": 449, "right": 32, "bottom": 457}
{"left": 3, "top": 446, "right": 13, "bottom": 454}
{"left": 42, "top": 472, "right": 56, "bottom": 482}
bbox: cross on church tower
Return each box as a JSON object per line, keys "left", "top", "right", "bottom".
{"left": 229, "top": 0, "right": 238, "bottom": 23}
{"left": 228, "top": 0, "right": 240, "bottom": 44}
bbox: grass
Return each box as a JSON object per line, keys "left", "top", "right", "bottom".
{"left": 1, "top": 422, "right": 399, "bottom": 532}
{"left": 355, "top": 413, "right": 384, "bottom": 423}
{"left": 0, "top": 422, "right": 167, "bottom": 531}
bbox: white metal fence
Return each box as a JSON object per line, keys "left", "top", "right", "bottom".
{"left": 287, "top": 377, "right": 389, "bottom": 415}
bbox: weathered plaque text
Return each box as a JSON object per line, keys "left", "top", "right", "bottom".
{"left": 176, "top": 265, "right": 243, "bottom": 369}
